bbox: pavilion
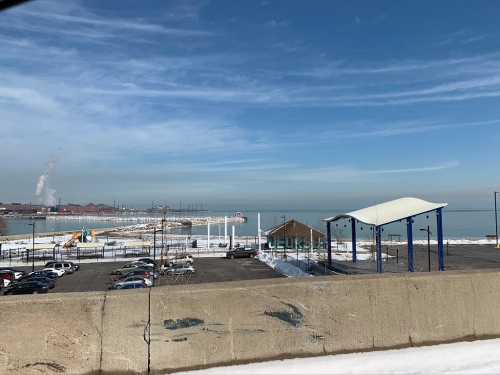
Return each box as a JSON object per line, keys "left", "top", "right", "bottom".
{"left": 324, "top": 197, "right": 447, "bottom": 273}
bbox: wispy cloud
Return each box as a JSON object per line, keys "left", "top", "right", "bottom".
{"left": 14, "top": 9, "right": 213, "bottom": 37}
{"left": 436, "top": 30, "right": 488, "bottom": 46}
{"left": 280, "top": 161, "right": 460, "bottom": 182}
{"left": 0, "top": 0, "right": 497, "bottom": 204}
{"left": 0, "top": 86, "right": 62, "bottom": 114}
{"left": 324, "top": 119, "right": 500, "bottom": 139}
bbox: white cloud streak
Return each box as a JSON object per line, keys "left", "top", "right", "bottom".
{"left": 14, "top": 9, "right": 213, "bottom": 37}
{"left": 280, "top": 161, "right": 460, "bottom": 183}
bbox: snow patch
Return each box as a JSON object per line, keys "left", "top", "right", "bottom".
{"left": 258, "top": 252, "right": 313, "bottom": 278}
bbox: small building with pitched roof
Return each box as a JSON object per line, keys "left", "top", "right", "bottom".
{"left": 265, "top": 219, "right": 324, "bottom": 249}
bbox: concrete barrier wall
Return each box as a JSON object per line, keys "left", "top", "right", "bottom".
{"left": 0, "top": 292, "right": 105, "bottom": 375}
{"left": 2, "top": 271, "right": 500, "bottom": 374}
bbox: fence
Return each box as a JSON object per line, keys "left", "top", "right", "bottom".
{"left": 0, "top": 241, "right": 232, "bottom": 265}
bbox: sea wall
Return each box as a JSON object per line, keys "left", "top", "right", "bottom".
{"left": 1, "top": 270, "right": 500, "bottom": 374}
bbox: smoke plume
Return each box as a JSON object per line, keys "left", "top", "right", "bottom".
{"left": 35, "top": 160, "right": 57, "bottom": 207}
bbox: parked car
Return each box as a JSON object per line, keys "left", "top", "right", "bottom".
{"left": 165, "top": 263, "right": 195, "bottom": 276}
{"left": 0, "top": 271, "right": 17, "bottom": 285}
{"left": 15, "top": 275, "right": 56, "bottom": 289}
{"left": 0, "top": 276, "right": 11, "bottom": 288}
{"left": 117, "top": 275, "right": 152, "bottom": 286}
{"left": 111, "top": 261, "right": 154, "bottom": 275}
{"left": 111, "top": 278, "right": 150, "bottom": 290}
{"left": 111, "top": 263, "right": 154, "bottom": 276}
{"left": 226, "top": 247, "right": 258, "bottom": 259}
{"left": 137, "top": 258, "right": 156, "bottom": 265}
{"left": 120, "top": 269, "right": 159, "bottom": 280}
{"left": 42, "top": 267, "right": 65, "bottom": 277}
{"left": 110, "top": 281, "right": 146, "bottom": 290}
{"left": 167, "top": 254, "right": 193, "bottom": 266}
{"left": 130, "top": 260, "right": 155, "bottom": 268}
{"left": 29, "top": 270, "right": 59, "bottom": 279}
{"left": 3, "top": 281, "right": 49, "bottom": 295}
{"left": 45, "top": 260, "right": 80, "bottom": 272}
{"left": 43, "top": 261, "right": 75, "bottom": 274}
{"left": 0, "top": 268, "right": 25, "bottom": 280}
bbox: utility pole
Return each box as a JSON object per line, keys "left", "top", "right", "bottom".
{"left": 207, "top": 220, "right": 211, "bottom": 251}
{"left": 282, "top": 215, "right": 286, "bottom": 255}
{"left": 257, "top": 212, "right": 261, "bottom": 252}
{"left": 224, "top": 216, "right": 228, "bottom": 246}
{"left": 161, "top": 212, "right": 165, "bottom": 267}
{"left": 231, "top": 225, "right": 235, "bottom": 249}
{"left": 495, "top": 191, "right": 499, "bottom": 248}
{"left": 28, "top": 222, "right": 35, "bottom": 272}
{"left": 152, "top": 227, "right": 162, "bottom": 287}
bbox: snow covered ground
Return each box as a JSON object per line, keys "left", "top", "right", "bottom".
{"left": 258, "top": 252, "right": 312, "bottom": 278}
{"left": 173, "top": 338, "right": 500, "bottom": 374}
{"left": 361, "top": 238, "right": 499, "bottom": 246}
{"left": 45, "top": 214, "right": 246, "bottom": 225}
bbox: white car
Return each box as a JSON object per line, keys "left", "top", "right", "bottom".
{"left": 42, "top": 267, "right": 65, "bottom": 277}
{"left": 167, "top": 254, "right": 194, "bottom": 266}
{"left": 165, "top": 264, "right": 195, "bottom": 276}
{"left": 118, "top": 275, "right": 153, "bottom": 286}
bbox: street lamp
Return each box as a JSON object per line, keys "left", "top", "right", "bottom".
{"left": 27, "top": 222, "right": 35, "bottom": 272}
{"left": 420, "top": 226, "right": 432, "bottom": 272}
{"left": 281, "top": 215, "right": 286, "bottom": 255}
{"left": 152, "top": 226, "right": 163, "bottom": 287}
{"left": 161, "top": 211, "right": 166, "bottom": 266}
{"left": 495, "top": 192, "right": 499, "bottom": 248}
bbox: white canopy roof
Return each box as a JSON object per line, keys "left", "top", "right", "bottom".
{"left": 325, "top": 197, "right": 447, "bottom": 227}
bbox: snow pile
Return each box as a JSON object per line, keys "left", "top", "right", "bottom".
{"left": 173, "top": 338, "right": 500, "bottom": 374}
{"left": 330, "top": 241, "right": 375, "bottom": 261}
{"left": 258, "top": 252, "right": 312, "bottom": 278}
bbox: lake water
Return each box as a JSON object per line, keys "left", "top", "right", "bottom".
{"left": 3, "top": 209, "right": 496, "bottom": 241}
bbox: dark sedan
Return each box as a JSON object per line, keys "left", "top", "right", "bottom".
{"left": 226, "top": 247, "right": 258, "bottom": 259}
{"left": 29, "top": 270, "right": 59, "bottom": 279}
{"left": 15, "top": 276, "right": 56, "bottom": 289}
{"left": 3, "top": 281, "right": 49, "bottom": 295}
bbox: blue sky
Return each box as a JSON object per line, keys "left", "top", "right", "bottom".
{"left": 1, "top": 0, "right": 500, "bottom": 209}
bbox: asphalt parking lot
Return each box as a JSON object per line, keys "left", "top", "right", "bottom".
{"left": 13, "top": 257, "right": 283, "bottom": 293}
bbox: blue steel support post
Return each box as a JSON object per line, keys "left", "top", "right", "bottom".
{"left": 351, "top": 219, "right": 357, "bottom": 263}
{"left": 407, "top": 217, "right": 415, "bottom": 272}
{"left": 376, "top": 226, "right": 383, "bottom": 273}
{"left": 327, "top": 221, "right": 332, "bottom": 267}
{"left": 437, "top": 208, "right": 445, "bottom": 271}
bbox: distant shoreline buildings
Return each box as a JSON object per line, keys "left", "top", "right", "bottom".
{"left": 0, "top": 202, "right": 116, "bottom": 216}
{"left": 0, "top": 201, "right": 209, "bottom": 217}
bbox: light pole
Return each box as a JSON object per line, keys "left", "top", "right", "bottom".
{"left": 420, "top": 226, "right": 432, "bottom": 272}
{"left": 28, "top": 222, "right": 35, "bottom": 272}
{"left": 281, "top": 215, "right": 286, "bottom": 256}
{"left": 161, "top": 211, "right": 166, "bottom": 267}
{"left": 495, "top": 192, "right": 499, "bottom": 248}
{"left": 152, "top": 227, "right": 162, "bottom": 287}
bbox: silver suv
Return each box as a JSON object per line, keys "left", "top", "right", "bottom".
{"left": 44, "top": 261, "right": 77, "bottom": 274}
